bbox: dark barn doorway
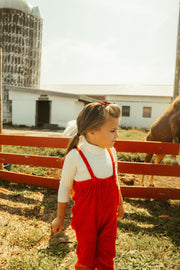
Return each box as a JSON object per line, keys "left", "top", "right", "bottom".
{"left": 36, "top": 100, "right": 51, "bottom": 127}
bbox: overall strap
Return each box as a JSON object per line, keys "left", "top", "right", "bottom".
{"left": 107, "top": 148, "right": 116, "bottom": 177}
{"left": 76, "top": 148, "right": 95, "bottom": 179}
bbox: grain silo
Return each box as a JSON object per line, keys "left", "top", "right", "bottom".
{"left": 0, "top": 0, "right": 43, "bottom": 123}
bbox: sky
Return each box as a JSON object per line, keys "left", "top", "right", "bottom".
{"left": 28, "top": 0, "right": 180, "bottom": 85}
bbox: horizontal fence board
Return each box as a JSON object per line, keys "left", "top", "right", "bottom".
{"left": 0, "top": 152, "right": 64, "bottom": 168}
{"left": 114, "top": 140, "right": 180, "bottom": 155}
{"left": 0, "top": 134, "right": 70, "bottom": 148}
{"left": 0, "top": 170, "right": 179, "bottom": 199}
{"left": 118, "top": 161, "right": 180, "bottom": 177}
{"left": 1, "top": 152, "right": 180, "bottom": 177}
{"left": 0, "top": 134, "right": 179, "bottom": 200}
{"left": 0, "top": 170, "right": 60, "bottom": 189}
{"left": 0, "top": 134, "right": 179, "bottom": 155}
{"left": 120, "top": 186, "right": 180, "bottom": 200}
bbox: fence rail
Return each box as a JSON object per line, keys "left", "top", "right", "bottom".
{"left": 0, "top": 134, "right": 179, "bottom": 200}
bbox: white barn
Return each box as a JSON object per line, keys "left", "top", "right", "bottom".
{"left": 107, "top": 94, "right": 171, "bottom": 129}
{"left": 41, "top": 84, "right": 173, "bottom": 130}
{"left": 7, "top": 84, "right": 173, "bottom": 130}
{"left": 7, "top": 86, "right": 98, "bottom": 128}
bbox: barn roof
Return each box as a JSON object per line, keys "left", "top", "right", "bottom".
{"left": 6, "top": 85, "right": 100, "bottom": 103}
{"left": 40, "top": 84, "right": 173, "bottom": 97}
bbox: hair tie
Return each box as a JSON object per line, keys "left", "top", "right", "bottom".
{"left": 77, "top": 132, "right": 81, "bottom": 137}
{"left": 100, "top": 100, "right": 115, "bottom": 106}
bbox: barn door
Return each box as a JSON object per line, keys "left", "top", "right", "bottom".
{"left": 36, "top": 100, "right": 51, "bottom": 126}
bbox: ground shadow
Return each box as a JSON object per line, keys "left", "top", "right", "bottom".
{"left": 118, "top": 197, "right": 180, "bottom": 246}
{"left": 0, "top": 179, "right": 74, "bottom": 266}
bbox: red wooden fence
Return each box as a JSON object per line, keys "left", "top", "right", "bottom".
{"left": 0, "top": 134, "right": 179, "bottom": 200}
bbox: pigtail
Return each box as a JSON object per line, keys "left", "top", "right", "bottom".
{"left": 66, "top": 134, "right": 80, "bottom": 155}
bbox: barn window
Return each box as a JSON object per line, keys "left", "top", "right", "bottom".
{"left": 122, "top": 106, "right": 130, "bottom": 117}
{"left": 143, "top": 107, "right": 152, "bottom": 118}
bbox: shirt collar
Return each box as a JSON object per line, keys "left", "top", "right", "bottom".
{"left": 79, "top": 136, "right": 106, "bottom": 154}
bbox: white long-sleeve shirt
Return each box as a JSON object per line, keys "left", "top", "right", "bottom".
{"left": 58, "top": 136, "right": 119, "bottom": 202}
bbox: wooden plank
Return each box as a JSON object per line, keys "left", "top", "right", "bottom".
{"left": 0, "top": 170, "right": 59, "bottom": 189}
{"left": 114, "top": 140, "right": 180, "bottom": 155}
{"left": 0, "top": 134, "right": 179, "bottom": 156}
{"left": 0, "top": 135, "right": 179, "bottom": 200}
{"left": 120, "top": 186, "right": 180, "bottom": 200}
{"left": 0, "top": 152, "right": 64, "bottom": 168}
{"left": 0, "top": 134, "right": 70, "bottom": 148}
{"left": 0, "top": 170, "right": 179, "bottom": 200}
{"left": 118, "top": 161, "right": 180, "bottom": 177}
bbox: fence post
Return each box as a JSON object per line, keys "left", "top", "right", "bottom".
{"left": 173, "top": 3, "right": 180, "bottom": 99}
{"left": 0, "top": 48, "right": 3, "bottom": 170}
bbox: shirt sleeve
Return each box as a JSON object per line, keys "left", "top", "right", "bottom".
{"left": 111, "top": 147, "right": 120, "bottom": 189}
{"left": 58, "top": 150, "right": 78, "bottom": 202}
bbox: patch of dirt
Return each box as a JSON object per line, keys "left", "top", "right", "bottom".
{"left": 46, "top": 169, "right": 180, "bottom": 189}
{"left": 119, "top": 173, "right": 180, "bottom": 189}
{"left": 3, "top": 126, "right": 64, "bottom": 137}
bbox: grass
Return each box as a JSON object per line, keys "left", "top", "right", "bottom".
{"left": 0, "top": 180, "right": 179, "bottom": 270}
{"left": 3, "top": 145, "right": 65, "bottom": 177}
{"left": 115, "top": 199, "right": 180, "bottom": 269}
{"left": 118, "top": 127, "right": 147, "bottom": 141}
{"left": 0, "top": 180, "right": 75, "bottom": 270}
{"left": 0, "top": 128, "right": 180, "bottom": 269}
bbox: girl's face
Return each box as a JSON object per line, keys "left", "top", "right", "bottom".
{"left": 86, "top": 116, "right": 120, "bottom": 148}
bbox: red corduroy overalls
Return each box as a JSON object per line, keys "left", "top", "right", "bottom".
{"left": 71, "top": 148, "right": 119, "bottom": 270}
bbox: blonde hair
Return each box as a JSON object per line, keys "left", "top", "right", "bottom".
{"left": 66, "top": 102, "right": 121, "bottom": 154}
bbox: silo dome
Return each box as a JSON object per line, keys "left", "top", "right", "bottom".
{"left": 0, "top": 0, "right": 32, "bottom": 15}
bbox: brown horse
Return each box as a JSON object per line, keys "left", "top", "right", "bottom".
{"left": 141, "top": 95, "right": 180, "bottom": 186}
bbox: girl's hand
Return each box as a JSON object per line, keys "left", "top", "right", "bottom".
{"left": 117, "top": 203, "right": 124, "bottom": 218}
{"left": 52, "top": 216, "right": 64, "bottom": 234}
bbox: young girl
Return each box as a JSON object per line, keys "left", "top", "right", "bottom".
{"left": 52, "top": 101, "right": 124, "bottom": 270}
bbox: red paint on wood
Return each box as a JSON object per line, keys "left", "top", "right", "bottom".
{"left": 0, "top": 135, "right": 179, "bottom": 200}
{"left": 118, "top": 161, "right": 180, "bottom": 177}
{"left": 0, "top": 134, "right": 70, "bottom": 148}
{"left": 114, "top": 140, "right": 180, "bottom": 155}
{"left": 0, "top": 169, "right": 179, "bottom": 199}
{"left": 0, "top": 170, "right": 59, "bottom": 189}
{"left": 120, "top": 186, "right": 180, "bottom": 200}
{"left": 0, "top": 152, "right": 64, "bottom": 168}
{"left": 0, "top": 135, "right": 179, "bottom": 155}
